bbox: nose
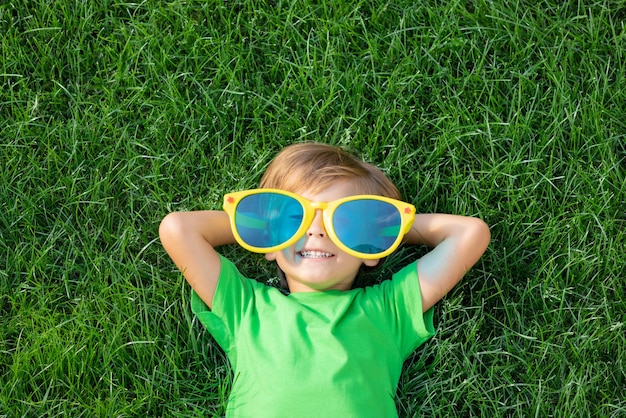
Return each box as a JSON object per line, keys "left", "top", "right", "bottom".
{"left": 306, "top": 209, "right": 326, "bottom": 237}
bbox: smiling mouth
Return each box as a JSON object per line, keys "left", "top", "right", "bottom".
{"left": 298, "top": 250, "right": 335, "bottom": 259}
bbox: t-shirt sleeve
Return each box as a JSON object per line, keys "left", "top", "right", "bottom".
{"left": 190, "top": 255, "right": 260, "bottom": 354}
{"left": 373, "top": 261, "right": 436, "bottom": 358}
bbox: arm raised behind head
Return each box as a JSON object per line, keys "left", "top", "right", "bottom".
{"left": 159, "top": 210, "right": 234, "bottom": 309}
{"left": 404, "top": 214, "right": 491, "bottom": 312}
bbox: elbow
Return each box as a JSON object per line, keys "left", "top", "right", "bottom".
{"left": 159, "top": 212, "right": 185, "bottom": 246}
{"left": 473, "top": 217, "right": 491, "bottom": 252}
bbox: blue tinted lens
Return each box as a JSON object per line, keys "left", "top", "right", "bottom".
{"left": 333, "top": 200, "right": 401, "bottom": 254}
{"left": 235, "top": 193, "right": 304, "bottom": 248}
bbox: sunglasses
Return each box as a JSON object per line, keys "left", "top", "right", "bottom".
{"left": 223, "top": 189, "right": 415, "bottom": 259}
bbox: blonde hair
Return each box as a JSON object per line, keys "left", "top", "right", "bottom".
{"left": 260, "top": 143, "right": 401, "bottom": 200}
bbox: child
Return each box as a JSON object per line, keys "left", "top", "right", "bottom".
{"left": 159, "top": 143, "right": 490, "bottom": 417}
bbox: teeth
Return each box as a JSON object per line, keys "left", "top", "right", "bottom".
{"left": 299, "top": 251, "right": 334, "bottom": 258}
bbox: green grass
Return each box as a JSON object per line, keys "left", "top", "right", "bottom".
{"left": 1, "top": 0, "right": 625, "bottom": 416}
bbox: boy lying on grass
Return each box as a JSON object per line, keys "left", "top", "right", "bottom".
{"left": 159, "top": 142, "right": 490, "bottom": 417}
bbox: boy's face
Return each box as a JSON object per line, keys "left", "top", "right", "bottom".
{"left": 264, "top": 181, "right": 380, "bottom": 292}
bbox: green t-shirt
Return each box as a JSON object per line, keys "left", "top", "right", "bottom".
{"left": 191, "top": 256, "right": 435, "bottom": 418}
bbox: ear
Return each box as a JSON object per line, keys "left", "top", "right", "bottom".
{"left": 362, "top": 258, "right": 380, "bottom": 267}
{"left": 265, "top": 252, "right": 277, "bottom": 261}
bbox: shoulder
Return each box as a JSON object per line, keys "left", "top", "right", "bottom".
{"left": 364, "top": 261, "right": 421, "bottom": 300}
{"left": 352, "top": 261, "right": 423, "bottom": 318}
{"left": 360, "top": 261, "right": 435, "bottom": 354}
{"left": 192, "top": 255, "right": 281, "bottom": 315}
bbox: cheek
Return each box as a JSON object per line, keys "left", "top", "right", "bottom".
{"left": 282, "top": 237, "right": 306, "bottom": 257}
{"left": 265, "top": 236, "right": 306, "bottom": 262}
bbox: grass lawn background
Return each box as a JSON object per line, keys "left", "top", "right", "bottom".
{"left": 1, "top": 0, "right": 625, "bottom": 416}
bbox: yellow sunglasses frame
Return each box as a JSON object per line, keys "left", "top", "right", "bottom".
{"left": 223, "top": 188, "right": 416, "bottom": 259}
